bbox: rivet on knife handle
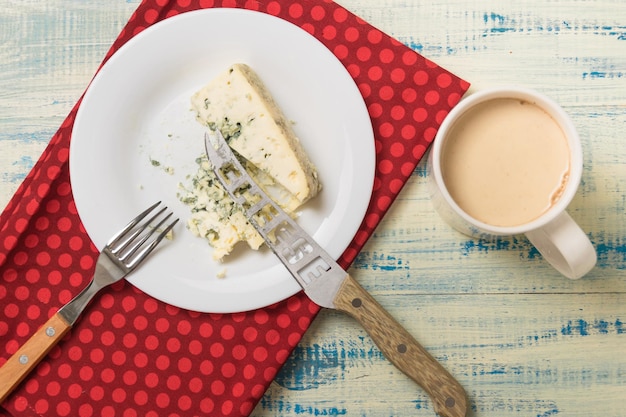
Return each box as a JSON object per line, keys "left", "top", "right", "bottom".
{"left": 204, "top": 129, "right": 467, "bottom": 417}
{"left": 333, "top": 274, "right": 467, "bottom": 417}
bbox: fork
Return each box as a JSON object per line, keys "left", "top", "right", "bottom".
{"left": 0, "top": 201, "right": 179, "bottom": 403}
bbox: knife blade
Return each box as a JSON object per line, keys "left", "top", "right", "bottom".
{"left": 204, "top": 130, "right": 467, "bottom": 417}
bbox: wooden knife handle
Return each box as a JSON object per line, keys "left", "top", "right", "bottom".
{"left": 333, "top": 274, "right": 467, "bottom": 417}
{"left": 0, "top": 312, "right": 71, "bottom": 403}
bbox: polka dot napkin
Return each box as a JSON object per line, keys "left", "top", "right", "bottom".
{"left": 0, "top": 0, "right": 469, "bottom": 416}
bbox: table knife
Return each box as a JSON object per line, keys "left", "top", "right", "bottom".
{"left": 204, "top": 130, "right": 467, "bottom": 417}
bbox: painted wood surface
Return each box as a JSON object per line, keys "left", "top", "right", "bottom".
{"left": 1, "top": 1, "right": 624, "bottom": 416}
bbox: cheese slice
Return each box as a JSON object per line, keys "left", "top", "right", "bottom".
{"left": 191, "top": 63, "right": 321, "bottom": 209}
{"left": 180, "top": 64, "right": 321, "bottom": 261}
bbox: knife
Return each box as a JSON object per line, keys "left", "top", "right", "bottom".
{"left": 204, "top": 130, "right": 468, "bottom": 417}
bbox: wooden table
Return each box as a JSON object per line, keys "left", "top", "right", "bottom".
{"left": 1, "top": 1, "right": 624, "bottom": 416}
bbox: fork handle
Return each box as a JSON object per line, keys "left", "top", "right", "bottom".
{"left": 332, "top": 274, "right": 467, "bottom": 417}
{"left": 0, "top": 312, "right": 71, "bottom": 403}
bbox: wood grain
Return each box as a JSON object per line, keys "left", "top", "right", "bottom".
{"left": 1, "top": 1, "right": 625, "bottom": 416}
{"left": 333, "top": 273, "right": 467, "bottom": 417}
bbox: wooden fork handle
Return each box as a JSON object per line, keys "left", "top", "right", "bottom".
{"left": 333, "top": 274, "right": 468, "bottom": 417}
{"left": 0, "top": 312, "right": 71, "bottom": 403}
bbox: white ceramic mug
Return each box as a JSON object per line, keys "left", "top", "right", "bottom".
{"left": 427, "top": 86, "right": 596, "bottom": 279}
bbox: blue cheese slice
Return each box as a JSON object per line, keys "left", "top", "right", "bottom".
{"left": 191, "top": 63, "right": 321, "bottom": 209}
{"left": 180, "top": 64, "right": 321, "bottom": 261}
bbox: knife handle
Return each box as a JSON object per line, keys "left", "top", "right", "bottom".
{"left": 0, "top": 312, "right": 71, "bottom": 403}
{"left": 333, "top": 274, "right": 467, "bottom": 417}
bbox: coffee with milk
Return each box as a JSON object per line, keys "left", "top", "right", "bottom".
{"left": 440, "top": 98, "right": 570, "bottom": 227}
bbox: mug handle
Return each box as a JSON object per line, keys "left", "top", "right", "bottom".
{"left": 525, "top": 212, "right": 597, "bottom": 279}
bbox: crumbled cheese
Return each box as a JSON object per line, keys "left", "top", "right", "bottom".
{"left": 150, "top": 157, "right": 174, "bottom": 175}
{"left": 179, "top": 155, "right": 266, "bottom": 260}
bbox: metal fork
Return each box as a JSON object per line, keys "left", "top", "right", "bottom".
{"left": 0, "top": 202, "right": 178, "bottom": 402}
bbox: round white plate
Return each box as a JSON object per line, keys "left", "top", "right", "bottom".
{"left": 70, "top": 8, "right": 375, "bottom": 313}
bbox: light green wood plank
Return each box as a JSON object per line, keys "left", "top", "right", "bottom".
{"left": 0, "top": 0, "right": 138, "bottom": 206}
{"left": 255, "top": 293, "right": 626, "bottom": 416}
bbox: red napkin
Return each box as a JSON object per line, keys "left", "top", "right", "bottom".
{"left": 0, "top": 0, "right": 469, "bottom": 416}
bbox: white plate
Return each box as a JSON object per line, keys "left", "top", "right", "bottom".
{"left": 70, "top": 9, "right": 375, "bottom": 313}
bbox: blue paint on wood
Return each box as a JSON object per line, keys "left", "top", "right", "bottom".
{"left": 460, "top": 236, "right": 541, "bottom": 261}
{"left": 353, "top": 251, "right": 409, "bottom": 272}
{"left": 561, "top": 319, "right": 589, "bottom": 336}
{"left": 592, "top": 233, "right": 626, "bottom": 269}
{"left": 480, "top": 12, "right": 626, "bottom": 41}
{"left": 256, "top": 397, "right": 347, "bottom": 416}
{"left": 472, "top": 397, "right": 559, "bottom": 416}
{"left": 0, "top": 132, "right": 53, "bottom": 184}
{"left": 458, "top": 231, "right": 626, "bottom": 270}
{"left": 292, "top": 404, "right": 347, "bottom": 416}
{"left": 414, "top": 164, "right": 428, "bottom": 178}
{"left": 411, "top": 398, "right": 427, "bottom": 410}
{"left": 484, "top": 13, "right": 506, "bottom": 25}
{"left": 0, "top": 155, "right": 34, "bottom": 183}
{"left": 0, "top": 132, "right": 54, "bottom": 142}
{"left": 274, "top": 341, "right": 384, "bottom": 391}
{"left": 407, "top": 40, "right": 424, "bottom": 53}
{"left": 274, "top": 345, "right": 342, "bottom": 391}
{"left": 561, "top": 318, "right": 624, "bottom": 336}
{"left": 582, "top": 71, "right": 625, "bottom": 79}
{"left": 537, "top": 408, "right": 560, "bottom": 417}
{"left": 353, "top": 230, "right": 626, "bottom": 272}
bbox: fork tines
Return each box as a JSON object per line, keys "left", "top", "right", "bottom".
{"left": 107, "top": 202, "right": 179, "bottom": 270}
